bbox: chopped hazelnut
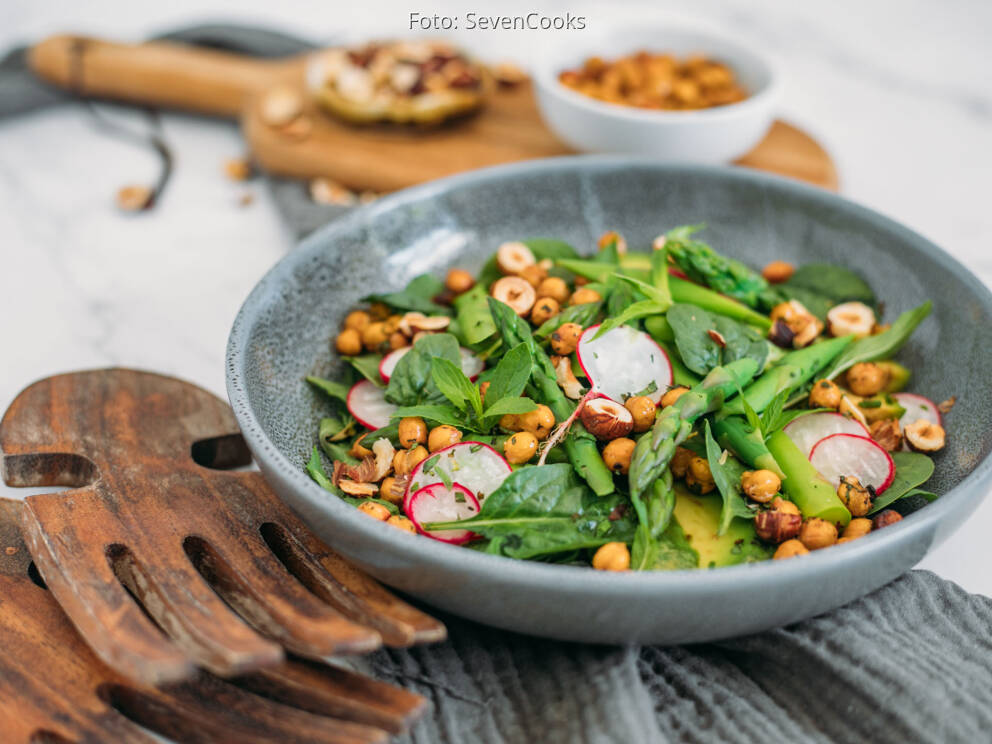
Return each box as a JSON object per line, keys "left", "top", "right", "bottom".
{"left": 496, "top": 241, "right": 536, "bottom": 275}
{"left": 904, "top": 420, "right": 946, "bottom": 453}
{"left": 755, "top": 510, "right": 802, "bottom": 543}
{"left": 869, "top": 419, "right": 903, "bottom": 452}
{"left": 491, "top": 276, "right": 537, "bottom": 316}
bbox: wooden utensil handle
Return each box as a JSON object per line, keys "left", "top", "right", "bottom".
{"left": 29, "top": 34, "right": 284, "bottom": 117}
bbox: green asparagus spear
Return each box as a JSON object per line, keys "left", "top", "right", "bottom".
{"left": 487, "top": 297, "right": 615, "bottom": 496}
{"left": 713, "top": 416, "right": 784, "bottom": 478}
{"left": 720, "top": 335, "right": 853, "bottom": 417}
{"left": 629, "top": 357, "right": 761, "bottom": 501}
{"left": 766, "top": 430, "right": 851, "bottom": 525}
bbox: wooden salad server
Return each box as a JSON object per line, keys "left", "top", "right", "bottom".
{"left": 0, "top": 500, "right": 427, "bottom": 743}
{"left": 0, "top": 369, "right": 445, "bottom": 690}
{"left": 26, "top": 35, "right": 837, "bottom": 192}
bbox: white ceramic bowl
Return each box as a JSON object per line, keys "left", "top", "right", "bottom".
{"left": 533, "top": 26, "right": 780, "bottom": 162}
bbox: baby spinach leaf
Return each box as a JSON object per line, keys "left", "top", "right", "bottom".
{"left": 432, "top": 357, "right": 484, "bottom": 418}
{"left": 363, "top": 274, "right": 449, "bottom": 315}
{"left": 704, "top": 422, "right": 754, "bottom": 536}
{"left": 344, "top": 354, "right": 384, "bottom": 386}
{"left": 784, "top": 263, "right": 875, "bottom": 307}
{"left": 776, "top": 284, "right": 834, "bottom": 321}
{"left": 823, "top": 301, "right": 932, "bottom": 380}
{"left": 869, "top": 452, "right": 935, "bottom": 514}
{"left": 533, "top": 301, "right": 602, "bottom": 340}
{"left": 523, "top": 238, "right": 579, "bottom": 260}
{"left": 454, "top": 284, "right": 497, "bottom": 346}
{"left": 426, "top": 463, "right": 635, "bottom": 559}
{"left": 384, "top": 333, "right": 461, "bottom": 406}
{"left": 712, "top": 316, "right": 768, "bottom": 369}
{"left": 365, "top": 421, "right": 400, "bottom": 446}
{"left": 306, "top": 376, "right": 350, "bottom": 404}
{"left": 667, "top": 304, "right": 722, "bottom": 374}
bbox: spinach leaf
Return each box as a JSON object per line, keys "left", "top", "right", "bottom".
{"left": 454, "top": 284, "right": 497, "bottom": 346}
{"left": 306, "top": 446, "right": 339, "bottom": 492}
{"left": 533, "top": 301, "right": 602, "bottom": 340}
{"left": 426, "top": 463, "right": 635, "bottom": 559}
{"left": 432, "top": 357, "right": 484, "bottom": 418}
{"left": 823, "top": 301, "right": 932, "bottom": 380}
{"left": 784, "top": 263, "right": 875, "bottom": 307}
{"left": 869, "top": 452, "right": 935, "bottom": 513}
{"left": 344, "top": 354, "right": 384, "bottom": 386}
{"left": 306, "top": 375, "right": 350, "bottom": 404}
{"left": 776, "top": 284, "right": 834, "bottom": 321}
{"left": 712, "top": 316, "right": 768, "bottom": 369}
{"left": 704, "top": 422, "right": 754, "bottom": 535}
{"left": 650, "top": 521, "right": 700, "bottom": 570}
{"left": 384, "top": 333, "right": 461, "bottom": 406}
{"left": 523, "top": 238, "right": 579, "bottom": 260}
{"left": 667, "top": 304, "right": 722, "bottom": 374}
{"left": 365, "top": 421, "right": 400, "bottom": 447}
{"left": 363, "top": 274, "right": 449, "bottom": 315}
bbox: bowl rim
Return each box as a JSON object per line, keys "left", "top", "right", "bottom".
{"left": 531, "top": 23, "right": 781, "bottom": 123}
{"left": 227, "top": 155, "right": 992, "bottom": 600}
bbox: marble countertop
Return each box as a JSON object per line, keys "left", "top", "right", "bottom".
{"left": 2, "top": 0, "right": 991, "bottom": 593}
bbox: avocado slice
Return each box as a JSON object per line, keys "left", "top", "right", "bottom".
{"left": 877, "top": 360, "right": 911, "bottom": 392}
{"left": 856, "top": 393, "right": 906, "bottom": 424}
{"left": 671, "top": 484, "right": 772, "bottom": 568}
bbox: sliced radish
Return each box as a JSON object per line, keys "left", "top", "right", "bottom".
{"left": 783, "top": 412, "right": 870, "bottom": 457}
{"left": 404, "top": 441, "right": 511, "bottom": 505}
{"left": 577, "top": 324, "right": 673, "bottom": 405}
{"left": 379, "top": 346, "right": 482, "bottom": 383}
{"left": 809, "top": 433, "right": 895, "bottom": 493}
{"left": 894, "top": 393, "right": 941, "bottom": 428}
{"left": 403, "top": 482, "right": 481, "bottom": 544}
{"left": 346, "top": 380, "right": 397, "bottom": 430}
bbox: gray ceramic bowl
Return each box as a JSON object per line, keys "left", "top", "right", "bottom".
{"left": 227, "top": 157, "right": 992, "bottom": 645}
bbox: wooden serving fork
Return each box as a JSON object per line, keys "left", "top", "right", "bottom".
{"left": 0, "top": 369, "right": 445, "bottom": 689}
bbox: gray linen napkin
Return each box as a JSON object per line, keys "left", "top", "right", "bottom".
{"left": 4, "top": 25, "right": 991, "bottom": 744}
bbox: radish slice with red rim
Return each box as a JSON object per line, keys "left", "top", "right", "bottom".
{"left": 894, "top": 393, "right": 941, "bottom": 428}
{"left": 576, "top": 324, "right": 673, "bottom": 405}
{"left": 783, "top": 412, "right": 870, "bottom": 457}
{"left": 404, "top": 441, "right": 511, "bottom": 506}
{"left": 403, "top": 482, "right": 480, "bottom": 544}
{"left": 379, "top": 346, "right": 482, "bottom": 383}
{"left": 346, "top": 380, "right": 397, "bottom": 430}
{"left": 809, "top": 433, "right": 895, "bottom": 493}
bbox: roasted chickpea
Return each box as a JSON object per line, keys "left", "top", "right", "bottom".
{"left": 388, "top": 331, "right": 409, "bottom": 350}
{"left": 386, "top": 515, "right": 417, "bottom": 533}
{"left": 570, "top": 287, "right": 602, "bottom": 306}
{"left": 368, "top": 302, "right": 391, "bottom": 320}
{"left": 537, "top": 276, "right": 570, "bottom": 304}
{"left": 670, "top": 446, "right": 694, "bottom": 479}
{"left": 479, "top": 380, "right": 491, "bottom": 401}
{"left": 518, "top": 264, "right": 548, "bottom": 288}
{"left": 761, "top": 260, "right": 795, "bottom": 284}
{"left": 809, "top": 379, "right": 843, "bottom": 409}
{"left": 602, "top": 437, "right": 635, "bottom": 474}
{"left": 592, "top": 541, "right": 630, "bottom": 571}
{"left": 843, "top": 517, "right": 873, "bottom": 540}
{"left": 530, "top": 297, "right": 560, "bottom": 326}
{"left": 504, "top": 432, "right": 538, "bottom": 464}
{"left": 773, "top": 539, "right": 810, "bottom": 560}
{"left": 379, "top": 476, "right": 403, "bottom": 504}
{"left": 499, "top": 413, "right": 522, "bottom": 432}
{"left": 846, "top": 362, "right": 888, "bottom": 397}
{"left": 361, "top": 321, "right": 388, "bottom": 351}
{"left": 428, "top": 425, "right": 462, "bottom": 453}
{"left": 741, "top": 469, "right": 781, "bottom": 503}
{"left": 837, "top": 476, "right": 872, "bottom": 517}
{"left": 350, "top": 434, "right": 373, "bottom": 459}
{"left": 335, "top": 328, "right": 363, "bottom": 356}
{"left": 383, "top": 315, "right": 403, "bottom": 335}
{"left": 517, "top": 404, "right": 556, "bottom": 440}
{"left": 445, "top": 268, "right": 475, "bottom": 294}
{"left": 660, "top": 386, "right": 689, "bottom": 408}
{"left": 550, "top": 322, "right": 583, "bottom": 355}
{"left": 358, "top": 501, "right": 390, "bottom": 521}
{"left": 799, "top": 518, "right": 838, "bottom": 550}
{"left": 624, "top": 396, "right": 657, "bottom": 432}
{"left": 686, "top": 456, "right": 715, "bottom": 494}
{"left": 398, "top": 417, "right": 428, "bottom": 448}
{"left": 771, "top": 496, "right": 801, "bottom": 517}
{"left": 392, "top": 445, "right": 429, "bottom": 475}
{"left": 343, "top": 310, "right": 371, "bottom": 332}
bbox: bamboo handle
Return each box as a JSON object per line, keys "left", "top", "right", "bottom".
{"left": 28, "top": 34, "right": 286, "bottom": 117}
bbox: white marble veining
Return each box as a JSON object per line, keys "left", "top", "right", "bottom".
{"left": 2, "top": 0, "right": 991, "bottom": 592}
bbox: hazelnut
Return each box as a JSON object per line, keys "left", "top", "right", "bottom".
{"left": 491, "top": 276, "right": 537, "bottom": 316}
{"left": 393, "top": 445, "right": 428, "bottom": 475}
{"left": 335, "top": 328, "right": 363, "bottom": 356}
{"left": 357, "top": 501, "right": 390, "bottom": 520}
{"left": 580, "top": 397, "right": 634, "bottom": 440}
{"left": 343, "top": 310, "right": 372, "bottom": 332}
{"left": 799, "top": 518, "right": 838, "bottom": 550}
{"left": 570, "top": 287, "right": 602, "bottom": 305}
{"left": 773, "top": 539, "right": 810, "bottom": 560}
{"left": 843, "top": 517, "right": 873, "bottom": 540}
{"left": 504, "top": 431, "right": 538, "bottom": 464}
{"left": 445, "top": 268, "right": 475, "bottom": 294}
{"left": 837, "top": 476, "right": 872, "bottom": 517}
{"left": 518, "top": 404, "right": 556, "bottom": 440}
{"left": 530, "top": 297, "right": 560, "bottom": 326}
{"left": 550, "top": 323, "right": 583, "bottom": 355}
{"left": 398, "top": 312, "right": 450, "bottom": 336}
{"left": 827, "top": 302, "right": 876, "bottom": 339}
{"left": 552, "top": 355, "right": 585, "bottom": 399}
{"left": 592, "top": 541, "right": 630, "bottom": 571}
{"left": 496, "top": 241, "right": 536, "bottom": 275}
{"left": 670, "top": 446, "right": 694, "bottom": 479}
{"left": 624, "top": 396, "right": 657, "bottom": 432}
{"left": 383, "top": 315, "right": 403, "bottom": 335}
{"left": 537, "top": 277, "right": 570, "bottom": 304}
{"left": 660, "top": 386, "right": 690, "bottom": 408}
{"left": 846, "top": 362, "right": 889, "bottom": 396}
{"left": 597, "top": 230, "right": 627, "bottom": 255}
{"left": 809, "top": 379, "right": 842, "bottom": 409}
{"left": 904, "top": 420, "right": 946, "bottom": 453}
{"left": 771, "top": 497, "right": 801, "bottom": 517}
{"left": 869, "top": 419, "right": 902, "bottom": 452}
{"left": 755, "top": 510, "right": 802, "bottom": 543}
{"left": 398, "top": 417, "right": 428, "bottom": 448}
{"left": 741, "top": 469, "right": 781, "bottom": 503}
{"left": 339, "top": 479, "right": 378, "bottom": 496}
{"left": 761, "top": 261, "right": 795, "bottom": 283}
{"left": 602, "top": 437, "right": 636, "bottom": 474}
{"left": 768, "top": 319, "right": 796, "bottom": 348}
{"left": 518, "top": 264, "right": 548, "bottom": 288}
{"left": 428, "top": 425, "right": 462, "bottom": 452}
{"left": 792, "top": 318, "right": 823, "bottom": 348}
{"left": 872, "top": 510, "right": 903, "bottom": 530}
{"left": 379, "top": 476, "right": 403, "bottom": 504}
{"left": 386, "top": 515, "right": 417, "bottom": 533}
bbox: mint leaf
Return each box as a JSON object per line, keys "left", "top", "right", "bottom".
{"left": 483, "top": 343, "right": 532, "bottom": 408}
{"left": 306, "top": 376, "right": 350, "bottom": 404}
{"left": 432, "top": 357, "right": 483, "bottom": 418}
